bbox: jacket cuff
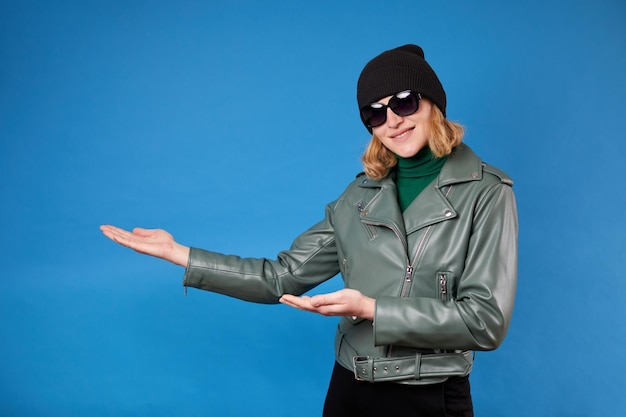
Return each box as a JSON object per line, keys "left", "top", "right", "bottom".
{"left": 373, "top": 296, "right": 392, "bottom": 346}
{"left": 182, "top": 247, "right": 216, "bottom": 292}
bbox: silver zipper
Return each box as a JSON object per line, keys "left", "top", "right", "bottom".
{"left": 361, "top": 219, "right": 407, "bottom": 249}
{"left": 386, "top": 185, "right": 455, "bottom": 358}
{"left": 400, "top": 265, "right": 414, "bottom": 297}
{"left": 439, "top": 273, "right": 447, "bottom": 301}
{"left": 385, "top": 229, "right": 430, "bottom": 358}
{"left": 362, "top": 219, "right": 413, "bottom": 297}
{"left": 398, "top": 224, "right": 434, "bottom": 296}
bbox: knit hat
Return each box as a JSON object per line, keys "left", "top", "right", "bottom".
{"left": 357, "top": 44, "right": 446, "bottom": 127}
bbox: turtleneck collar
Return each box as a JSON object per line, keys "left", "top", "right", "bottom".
{"left": 393, "top": 146, "right": 447, "bottom": 212}
{"left": 395, "top": 146, "right": 445, "bottom": 179}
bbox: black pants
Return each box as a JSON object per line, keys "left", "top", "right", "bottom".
{"left": 323, "top": 362, "right": 473, "bottom": 417}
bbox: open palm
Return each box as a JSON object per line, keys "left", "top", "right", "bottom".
{"left": 100, "top": 225, "right": 189, "bottom": 266}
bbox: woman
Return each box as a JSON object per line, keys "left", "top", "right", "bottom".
{"left": 101, "top": 44, "right": 518, "bottom": 417}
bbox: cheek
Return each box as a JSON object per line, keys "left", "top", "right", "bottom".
{"left": 411, "top": 123, "right": 431, "bottom": 142}
{"left": 411, "top": 115, "right": 433, "bottom": 137}
{"left": 423, "top": 125, "right": 433, "bottom": 140}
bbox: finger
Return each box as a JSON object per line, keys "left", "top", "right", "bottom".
{"left": 279, "top": 294, "right": 297, "bottom": 303}
{"left": 100, "top": 224, "right": 127, "bottom": 235}
{"left": 279, "top": 295, "right": 315, "bottom": 311}
{"left": 101, "top": 227, "right": 146, "bottom": 250}
{"left": 310, "top": 295, "right": 326, "bottom": 307}
{"left": 132, "top": 227, "right": 155, "bottom": 237}
{"left": 310, "top": 292, "right": 343, "bottom": 307}
{"left": 279, "top": 295, "right": 294, "bottom": 305}
{"left": 282, "top": 294, "right": 311, "bottom": 302}
{"left": 101, "top": 225, "right": 138, "bottom": 239}
{"left": 108, "top": 231, "right": 137, "bottom": 248}
{"left": 280, "top": 295, "right": 310, "bottom": 307}
{"left": 100, "top": 225, "right": 126, "bottom": 241}
{"left": 102, "top": 226, "right": 134, "bottom": 241}
{"left": 279, "top": 299, "right": 303, "bottom": 309}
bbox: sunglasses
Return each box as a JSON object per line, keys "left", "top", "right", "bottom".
{"left": 360, "top": 90, "right": 422, "bottom": 129}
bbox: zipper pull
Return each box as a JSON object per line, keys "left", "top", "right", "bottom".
{"left": 405, "top": 265, "right": 414, "bottom": 282}
{"left": 439, "top": 274, "right": 447, "bottom": 301}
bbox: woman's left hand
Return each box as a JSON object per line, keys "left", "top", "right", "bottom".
{"left": 279, "top": 289, "right": 375, "bottom": 320}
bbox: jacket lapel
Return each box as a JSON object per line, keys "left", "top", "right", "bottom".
{"left": 403, "top": 143, "right": 483, "bottom": 234}
{"left": 358, "top": 176, "right": 407, "bottom": 240}
{"left": 402, "top": 184, "right": 457, "bottom": 234}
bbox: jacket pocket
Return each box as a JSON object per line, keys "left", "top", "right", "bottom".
{"left": 436, "top": 271, "right": 456, "bottom": 301}
{"left": 362, "top": 222, "right": 379, "bottom": 241}
{"left": 355, "top": 201, "right": 379, "bottom": 241}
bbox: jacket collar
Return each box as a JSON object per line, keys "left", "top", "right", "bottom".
{"left": 358, "top": 143, "right": 483, "bottom": 190}
{"left": 357, "top": 143, "right": 483, "bottom": 234}
{"left": 437, "top": 143, "right": 483, "bottom": 187}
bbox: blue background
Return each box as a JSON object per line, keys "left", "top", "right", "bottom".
{"left": 1, "top": 1, "right": 625, "bottom": 416}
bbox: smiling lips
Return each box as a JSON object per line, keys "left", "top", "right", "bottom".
{"left": 391, "top": 127, "right": 414, "bottom": 140}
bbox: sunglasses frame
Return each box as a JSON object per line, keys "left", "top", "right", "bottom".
{"left": 360, "top": 90, "right": 422, "bottom": 129}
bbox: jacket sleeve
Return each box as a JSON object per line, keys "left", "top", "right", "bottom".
{"left": 373, "top": 182, "right": 518, "bottom": 351}
{"left": 182, "top": 202, "right": 340, "bottom": 304}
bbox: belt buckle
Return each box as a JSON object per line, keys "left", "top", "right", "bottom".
{"left": 352, "top": 355, "right": 370, "bottom": 381}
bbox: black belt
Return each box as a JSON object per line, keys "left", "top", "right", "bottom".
{"left": 352, "top": 350, "right": 473, "bottom": 383}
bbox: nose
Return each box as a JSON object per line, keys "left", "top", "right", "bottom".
{"left": 385, "top": 108, "right": 403, "bottom": 127}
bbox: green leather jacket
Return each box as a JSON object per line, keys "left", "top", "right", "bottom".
{"left": 183, "top": 143, "right": 518, "bottom": 384}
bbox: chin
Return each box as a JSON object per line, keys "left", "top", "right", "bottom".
{"left": 396, "top": 148, "right": 421, "bottom": 158}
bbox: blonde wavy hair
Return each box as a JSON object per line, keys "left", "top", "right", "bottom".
{"left": 361, "top": 104, "right": 464, "bottom": 180}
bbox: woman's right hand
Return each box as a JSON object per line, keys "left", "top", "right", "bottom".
{"left": 100, "top": 225, "right": 190, "bottom": 267}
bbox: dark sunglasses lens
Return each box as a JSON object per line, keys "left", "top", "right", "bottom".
{"left": 362, "top": 105, "right": 387, "bottom": 128}
{"left": 361, "top": 91, "right": 420, "bottom": 128}
{"left": 390, "top": 91, "right": 419, "bottom": 116}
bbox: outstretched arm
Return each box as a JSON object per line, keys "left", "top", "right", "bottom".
{"left": 100, "top": 225, "right": 190, "bottom": 267}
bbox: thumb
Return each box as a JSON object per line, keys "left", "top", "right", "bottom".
{"left": 310, "top": 294, "right": 330, "bottom": 306}
{"left": 132, "top": 227, "right": 155, "bottom": 237}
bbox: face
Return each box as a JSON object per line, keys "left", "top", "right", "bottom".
{"left": 371, "top": 95, "right": 433, "bottom": 158}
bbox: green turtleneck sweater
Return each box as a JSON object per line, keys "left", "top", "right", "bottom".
{"left": 395, "top": 147, "right": 447, "bottom": 212}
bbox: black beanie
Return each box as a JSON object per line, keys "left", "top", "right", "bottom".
{"left": 357, "top": 44, "right": 446, "bottom": 125}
